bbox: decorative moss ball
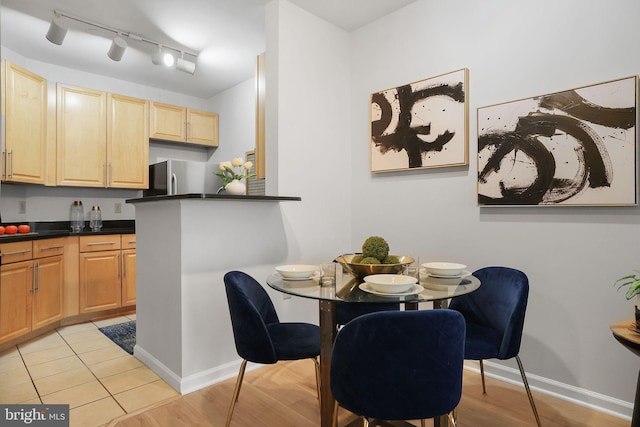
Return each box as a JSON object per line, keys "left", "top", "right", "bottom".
{"left": 362, "top": 236, "right": 389, "bottom": 261}
{"left": 383, "top": 255, "right": 400, "bottom": 264}
{"left": 360, "top": 256, "right": 382, "bottom": 264}
{"left": 351, "top": 254, "right": 364, "bottom": 263}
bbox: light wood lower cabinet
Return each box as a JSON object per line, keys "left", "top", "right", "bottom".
{"left": 32, "top": 255, "right": 64, "bottom": 330}
{"left": 0, "top": 234, "right": 134, "bottom": 344}
{"left": 121, "top": 234, "right": 137, "bottom": 306}
{"left": 0, "top": 239, "right": 64, "bottom": 343}
{"left": 0, "top": 260, "right": 33, "bottom": 342}
{"left": 79, "top": 234, "right": 136, "bottom": 313}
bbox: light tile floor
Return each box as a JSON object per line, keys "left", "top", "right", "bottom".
{"left": 0, "top": 314, "right": 179, "bottom": 427}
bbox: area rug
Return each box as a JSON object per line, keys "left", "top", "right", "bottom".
{"left": 99, "top": 321, "right": 136, "bottom": 354}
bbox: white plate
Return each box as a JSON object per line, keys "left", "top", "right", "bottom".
{"left": 278, "top": 273, "right": 318, "bottom": 281}
{"left": 275, "top": 264, "right": 319, "bottom": 279}
{"left": 359, "top": 283, "right": 424, "bottom": 296}
{"left": 424, "top": 270, "right": 472, "bottom": 279}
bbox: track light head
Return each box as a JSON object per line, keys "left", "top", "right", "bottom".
{"left": 107, "top": 35, "right": 127, "bottom": 61}
{"left": 176, "top": 53, "right": 196, "bottom": 75}
{"left": 46, "top": 15, "right": 67, "bottom": 45}
{"left": 151, "top": 46, "right": 175, "bottom": 67}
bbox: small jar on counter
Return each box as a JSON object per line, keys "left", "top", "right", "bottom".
{"left": 89, "top": 205, "right": 102, "bottom": 232}
{"left": 70, "top": 200, "right": 84, "bottom": 233}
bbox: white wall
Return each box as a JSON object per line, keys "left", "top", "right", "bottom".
{"left": 262, "top": 0, "right": 640, "bottom": 419}
{"left": 346, "top": 0, "right": 640, "bottom": 418}
{"left": 264, "top": 0, "right": 353, "bottom": 321}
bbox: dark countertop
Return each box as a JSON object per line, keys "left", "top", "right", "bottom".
{"left": 0, "top": 220, "right": 135, "bottom": 243}
{"left": 126, "top": 193, "right": 301, "bottom": 203}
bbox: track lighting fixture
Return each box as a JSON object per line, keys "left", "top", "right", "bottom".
{"left": 151, "top": 45, "right": 175, "bottom": 67}
{"left": 107, "top": 34, "right": 127, "bottom": 61}
{"left": 176, "top": 52, "right": 197, "bottom": 75}
{"left": 44, "top": 10, "right": 198, "bottom": 72}
{"left": 45, "top": 13, "right": 67, "bottom": 45}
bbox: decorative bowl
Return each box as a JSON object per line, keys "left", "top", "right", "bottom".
{"left": 422, "top": 262, "right": 467, "bottom": 277}
{"left": 335, "top": 254, "right": 414, "bottom": 278}
{"left": 275, "top": 264, "right": 319, "bottom": 279}
{"left": 363, "top": 274, "right": 417, "bottom": 293}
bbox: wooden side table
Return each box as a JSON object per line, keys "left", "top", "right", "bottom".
{"left": 611, "top": 320, "right": 640, "bottom": 427}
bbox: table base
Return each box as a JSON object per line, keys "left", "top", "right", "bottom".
{"left": 343, "top": 416, "right": 448, "bottom": 426}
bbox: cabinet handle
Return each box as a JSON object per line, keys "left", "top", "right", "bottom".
{"left": 31, "top": 263, "right": 36, "bottom": 293}
{"left": 0, "top": 249, "right": 32, "bottom": 256}
{"left": 108, "top": 163, "right": 112, "bottom": 186}
{"left": 8, "top": 149, "right": 13, "bottom": 179}
{"left": 35, "top": 262, "right": 40, "bottom": 293}
{"left": 118, "top": 254, "right": 121, "bottom": 278}
{"left": 122, "top": 253, "right": 126, "bottom": 277}
{"left": 103, "top": 162, "right": 108, "bottom": 188}
{"left": 87, "top": 242, "right": 116, "bottom": 246}
{"left": 40, "top": 245, "right": 64, "bottom": 251}
{"left": 1, "top": 150, "right": 5, "bottom": 180}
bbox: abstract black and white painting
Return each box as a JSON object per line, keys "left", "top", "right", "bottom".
{"left": 370, "top": 69, "right": 468, "bottom": 173}
{"left": 477, "top": 76, "right": 637, "bottom": 206}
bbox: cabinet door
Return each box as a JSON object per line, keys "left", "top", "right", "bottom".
{"left": 0, "top": 260, "right": 33, "bottom": 342}
{"left": 188, "top": 109, "right": 218, "bottom": 146}
{"left": 2, "top": 62, "right": 47, "bottom": 184}
{"left": 149, "top": 102, "right": 186, "bottom": 142}
{"left": 57, "top": 84, "right": 107, "bottom": 187}
{"left": 79, "top": 251, "right": 121, "bottom": 313}
{"left": 108, "top": 94, "right": 149, "bottom": 189}
{"left": 121, "top": 249, "right": 136, "bottom": 306}
{"left": 32, "top": 256, "right": 64, "bottom": 329}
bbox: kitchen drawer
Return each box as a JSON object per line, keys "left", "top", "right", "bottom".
{"left": 121, "top": 234, "right": 136, "bottom": 250}
{"left": 33, "top": 237, "right": 65, "bottom": 258}
{"left": 79, "top": 235, "right": 121, "bottom": 253}
{"left": 0, "top": 241, "right": 33, "bottom": 264}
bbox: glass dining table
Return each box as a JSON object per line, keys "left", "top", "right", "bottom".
{"left": 266, "top": 265, "right": 481, "bottom": 427}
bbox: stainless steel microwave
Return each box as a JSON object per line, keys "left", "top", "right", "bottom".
{"left": 143, "top": 160, "right": 206, "bottom": 196}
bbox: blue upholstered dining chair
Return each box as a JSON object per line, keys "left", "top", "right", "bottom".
{"left": 336, "top": 301, "right": 399, "bottom": 326}
{"left": 224, "top": 271, "right": 321, "bottom": 427}
{"left": 330, "top": 309, "right": 465, "bottom": 427}
{"left": 448, "top": 266, "right": 542, "bottom": 427}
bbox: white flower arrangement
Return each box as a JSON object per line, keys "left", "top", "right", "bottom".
{"left": 215, "top": 157, "right": 255, "bottom": 190}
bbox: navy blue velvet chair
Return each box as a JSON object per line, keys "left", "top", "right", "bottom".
{"left": 336, "top": 301, "right": 399, "bottom": 326}
{"left": 330, "top": 309, "right": 465, "bottom": 427}
{"left": 448, "top": 266, "right": 542, "bottom": 427}
{"left": 224, "top": 271, "right": 321, "bottom": 427}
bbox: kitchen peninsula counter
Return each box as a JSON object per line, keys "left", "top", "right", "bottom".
{"left": 126, "top": 193, "right": 301, "bottom": 394}
{"left": 126, "top": 193, "right": 301, "bottom": 203}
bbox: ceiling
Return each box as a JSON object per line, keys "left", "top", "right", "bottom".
{"left": 0, "top": 0, "right": 416, "bottom": 99}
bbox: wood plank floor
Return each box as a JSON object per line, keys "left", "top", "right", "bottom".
{"left": 107, "top": 360, "right": 629, "bottom": 427}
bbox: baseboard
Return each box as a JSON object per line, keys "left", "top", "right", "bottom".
{"left": 467, "top": 360, "right": 633, "bottom": 421}
{"left": 134, "top": 344, "right": 260, "bottom": 395}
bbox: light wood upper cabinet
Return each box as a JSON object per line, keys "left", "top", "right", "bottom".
{"left": 107, "top": 94, "right": 149, "bottom": 188}
{"left": 57, "top": 84, "right": 107, "bottom": 187}
{"left": 57, "top": 85, "right": 148, "bottom": 189}
{"left": 1, "top": 61, "right": 47, "bottom": 184}
{"left": 150, "top": 102, "right": 218, "bottom": 146}
{"left": 149, "top": 102, "right": 186, "bottom": 141}
{"left": 188, "top": 109, "right": 219, "bottom": 146}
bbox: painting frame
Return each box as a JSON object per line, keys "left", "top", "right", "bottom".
{"left": 477, "top": 76, "right": 638, "bottom": 207}
{"left": 370, "top": 68, "right": 469, "bottom": 173}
